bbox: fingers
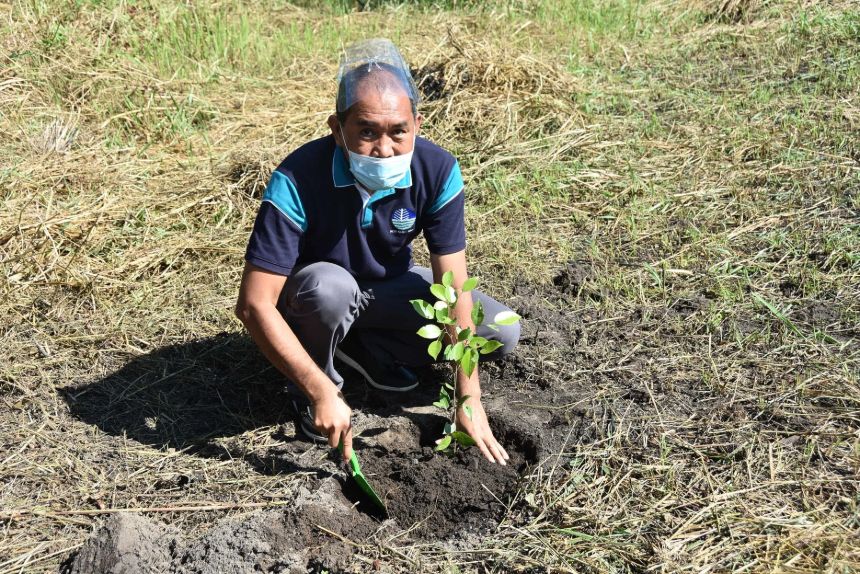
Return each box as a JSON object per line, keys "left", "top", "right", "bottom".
{"left": 487, "top": 439, "right": 509, "bottom": 465}
{"left": 437, "top": 432, "right": 508, "bottom": 465}
{"left": 476, "top": 440, "right": 496, "bottom": 464}
{"left": 313, "top": 392, "right": 352, "bottom": 455}
{"left": 326, "top": 423, "right": 338, "bottom": 448}
{"left": 479, "top": 439, "right": 508, "bottom": 465}
{"left": 341, "top": 426, "right": 354, "bottom": 463}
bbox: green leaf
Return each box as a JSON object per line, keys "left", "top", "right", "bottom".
{"left": 433, "top": 301, "right": 451, "bottom": 321}
{"left": 435, "top": 434, "right": 452, "bottom": 451}
{"left": 493, "top": 311, "right": 521, "bottom": 325}
{"left": 479, "top": 340, "right": 503, "bottom": 354}
{"left": 436, "top": 308, "right": 456, "bottom": 325}
{"left": 462, "top": 405, "right": 473, "bottom": 420}
{"left": 471, "top": 300, "right": 484, "bottom": 326}
{"left": 448, "top": 341, "right": 465, "bottom": 361}
{"left": 443, "top": 421, "right": 454, "bottom": 435}
{"left": 439, "top": 387, "right": 451, "bottom": 401}
{"left": 462, "top": 277, "right": 478, "bottom": 292}
{"left": 812, "top": 329, "right": 839, "bottom": 344}
{"left": 752, "top": 293, "right": 802, "bottom": 335}
{"left": 486, "top": 323, "right": 499, "bottom": 332}
{"left": 457, "top": 327, "right": 471, "bottom": 341}
{"left": 417, "top": 324, "right": 442, "bottom": 339}
{"left": 470, "top": 336, "right": 488, "bottom": 348}
{"left": 428, "top": 339, "right": 442, "bottom": 360}
{"left": 459, "top": 347, "right": 477, "bottom": 377}
{"left": 451, "top": 431, "right": 476, "bottom": 447}
{"left": 433, "top": 396, "right": 450, "bottom": 409}
{"left": 431, "top": 283, "right": 456, "bottom": 304}
{"left": 444, "top": 382, "right": 454, "bottom": 391}
{"left": 445, "top": 285, "right": 457, "bottom": 304}
{"left": 410, "top": 299, "right": 435, "bottom": 320}
{"left": 430, "top": 283, "right": 448, "bottom": 302}
{"left": 442, "top": 270, "right": 454, "bottom": 287}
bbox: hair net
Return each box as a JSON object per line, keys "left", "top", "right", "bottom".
{"left": 336, "top": 38, "right": 420, "bottom": 114}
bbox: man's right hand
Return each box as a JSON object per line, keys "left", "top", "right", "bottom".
{"left": 311, "top": 389, "right": 353, "bottom": 463}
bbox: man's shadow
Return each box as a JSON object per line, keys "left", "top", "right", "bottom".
{"left": 61, "top": 332, "right": 446, "bottom": 476}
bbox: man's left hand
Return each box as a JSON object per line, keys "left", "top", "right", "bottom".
{"left": 454, "top": 398, "right": 509, "bottom": 465}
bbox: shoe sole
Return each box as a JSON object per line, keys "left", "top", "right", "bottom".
{"left": 292, "top": 400, "right": 327, "bottom": 442}
{"left": 334, "top": 349, "right": 419, "bottom": 392}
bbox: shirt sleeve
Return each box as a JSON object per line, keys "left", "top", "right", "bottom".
{"left": 244, "top": 170, "right": 306, "bottom": 276}
{"left": 422, "top": 161, "right": 466, "bottom": 255}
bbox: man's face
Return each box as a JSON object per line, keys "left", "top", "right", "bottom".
{"left": 328, "top": 86, "right": 421, "bottom": 158}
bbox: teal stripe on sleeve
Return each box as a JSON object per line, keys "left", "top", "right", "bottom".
{"left": 427, "top": 161, "right": 464, "bottom": 215}
{"left": 262, "top": 171, "right": 307, "bottom": 232}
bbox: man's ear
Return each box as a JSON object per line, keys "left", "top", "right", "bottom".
{"left": 414, "top": 113, "right": 423, "bottom": 134}
{"left": 327, "top": 114, "right": 342, "bottom": 146}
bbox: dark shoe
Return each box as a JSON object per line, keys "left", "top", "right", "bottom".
{"left": 291, "top": 399, "right": 326, "bottom": 442}
{"left": 335, "top": 337, "right": 419, "bottom": 392}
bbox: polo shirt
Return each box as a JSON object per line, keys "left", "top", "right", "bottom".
{"left": 244, "top": 134, "right": 466, "bottom": 280}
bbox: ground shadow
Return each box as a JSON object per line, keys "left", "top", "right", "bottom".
{"left": 61, "top": 331, "right": 453, "bottom": 475}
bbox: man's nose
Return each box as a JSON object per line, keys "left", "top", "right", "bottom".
{"left": 372, "top": 136, "right": 395, "bottom": 158}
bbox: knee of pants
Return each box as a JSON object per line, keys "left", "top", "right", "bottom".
{"left": 489, "top": 320, "right": 520, "bottom": 358}
{"left": 283, "top": 264, "right": 361, "bottom": 327}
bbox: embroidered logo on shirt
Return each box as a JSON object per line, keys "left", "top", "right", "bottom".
{"left": 391, "top": 208, "right": 416, "bottom": 233}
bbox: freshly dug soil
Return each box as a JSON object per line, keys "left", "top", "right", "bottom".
{"left": 353, "top": 445, "right": 525, "bottom": 538}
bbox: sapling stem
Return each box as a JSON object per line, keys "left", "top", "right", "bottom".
{"left": 411, "top": 272, "right": 520, "bottom": 454}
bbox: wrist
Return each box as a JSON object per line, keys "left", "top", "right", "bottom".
{"left": 456, "top": 382, "right": 481, "bottom": 401}
{"left": 305, "top": 377, "right": 340, "bottom": 405}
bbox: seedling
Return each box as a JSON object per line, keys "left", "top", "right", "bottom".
{"left": 411, "top": 271, "right": 521, "bottom": 453}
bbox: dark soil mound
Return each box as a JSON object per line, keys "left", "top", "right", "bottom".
{"left": 355, "top": 446, "right": 525, "bottom": 538}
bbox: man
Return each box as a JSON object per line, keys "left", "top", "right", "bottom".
{"left": 234, "top": 39, "right": 519, "bottom": 466}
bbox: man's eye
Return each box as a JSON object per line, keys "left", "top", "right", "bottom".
{"left": 360, "top": 129, "right": 375, "bottom": 138}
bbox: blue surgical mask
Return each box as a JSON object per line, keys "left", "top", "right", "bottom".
{"left": 340, "top": 127, "right": 414, "bottom": 191}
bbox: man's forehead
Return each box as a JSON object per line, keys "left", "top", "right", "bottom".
{"left": 347, "top": 87, "right": 413, "bottom": 121}
{"left": 353, "top": 69, "right": 410, "bottom": 98}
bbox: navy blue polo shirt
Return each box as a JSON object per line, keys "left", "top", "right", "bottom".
{"left": 244, "top": 135, "right": 466, "bottom": 280}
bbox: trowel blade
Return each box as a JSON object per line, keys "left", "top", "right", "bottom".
{"left": 338, "top": 441, "right": 387, "bottom": 515}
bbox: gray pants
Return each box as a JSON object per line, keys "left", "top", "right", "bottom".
{"left": 277, "top": 262, "right": 520, "bottom": 391}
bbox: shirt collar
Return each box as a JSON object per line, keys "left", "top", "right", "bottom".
{"left": 331, "top": 145, "right": 413, "bottom": 189}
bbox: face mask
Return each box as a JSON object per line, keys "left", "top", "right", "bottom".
{"left": 340, "top": 126, "right": 414, "bottom": 191}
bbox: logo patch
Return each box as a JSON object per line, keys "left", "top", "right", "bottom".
{"left": 391, "top": 208, "right": 416, "bottom": 232}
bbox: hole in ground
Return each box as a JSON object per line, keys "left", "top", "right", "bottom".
{"left": 340, "top": 410, "right": 539, "bottom": 539}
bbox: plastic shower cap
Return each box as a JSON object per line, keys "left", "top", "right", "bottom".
{"left": 336, "top": 38, "right": 420, "bottom": 113}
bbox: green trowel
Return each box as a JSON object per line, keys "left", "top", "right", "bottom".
{"left": 338, "top": 440, "right": 387, "bottom": 515}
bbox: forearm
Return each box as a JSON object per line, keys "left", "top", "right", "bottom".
{"left": 239, "top": 303, "right": 337, "bottom": 402}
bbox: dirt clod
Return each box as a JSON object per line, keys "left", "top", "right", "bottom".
{"left": 60, "top": 513, "right": 180, "bottom": 574}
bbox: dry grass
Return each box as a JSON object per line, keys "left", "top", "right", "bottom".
{"left": 1, "top": 0, "right": 859, "bottom": 572}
